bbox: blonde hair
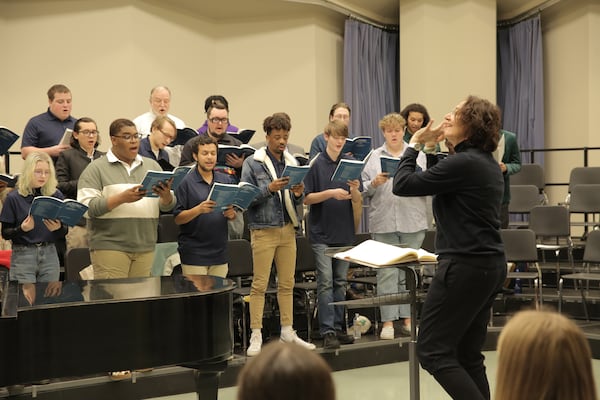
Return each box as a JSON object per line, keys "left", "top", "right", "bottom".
{"left": 379, "top": 113, "right": 406, "bottom": 132}
{"left": 17, "top": 152, "right": 58, "bottom": 197}
{"left": 495, "top": 309, "right": 597, "bottom": 400}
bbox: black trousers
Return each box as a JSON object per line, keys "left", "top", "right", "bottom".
{"left": 417, "top": 256, "right": 506, "bottom": 400}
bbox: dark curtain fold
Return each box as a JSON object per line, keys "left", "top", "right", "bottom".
{"left": 343, "top": 19, "right": 399, "bottom": 149}
{"left": 497, "top": 15, "right": 545, "bottom": 164}
{"left": 343, "top": 19, "right": 399, "bottom": 233}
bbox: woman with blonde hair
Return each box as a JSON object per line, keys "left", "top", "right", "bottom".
{"left": 495, "top": 309, "right": 597, "bottom": 400}
{"left": 0, "top": 152, "right": 66, "bottom": 282}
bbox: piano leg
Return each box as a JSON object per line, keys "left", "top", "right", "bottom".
{"left": 193, "top": 360, "right": 228, "bottom": 400}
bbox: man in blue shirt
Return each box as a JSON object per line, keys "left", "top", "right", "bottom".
{"left": 173, "top": 135, "right": 238, "bottom": 277}
{"left": 304, "top": 119, "right": 362, "bottom": 349}
{"left": 21, "top": 84, "right": 75, "bottom": 160}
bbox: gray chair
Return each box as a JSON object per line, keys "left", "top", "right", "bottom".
{"left": 293, "top": 235, "right": 318, "bottom": 342}
{"left": 510, "top": 163, "right": 547, "bottom": 204}
{"left": 508, "top": 184, "right": 541, "bottom": 228}
{"left": 559, "top": 229, "right": 600, "bottom": 319}
{"left": 227, "top": 239, "right": 276, "bottom": 351}
{"left": 569, "top": 184, "right": 600, "bottom": 238}
{"left": 500, "top": 229, "right": 543, "bottom": 307}
{"left": 568, "top": 166, "right": 600, "bottom": 193}
{"left": 529, "top": 205, "right": 574, "bottom": 287}
{"left": 157, "top": 214, "right": 180, "bottom": 243}
{"left": 64, "top": 247, "right": 91, "bottom": 281}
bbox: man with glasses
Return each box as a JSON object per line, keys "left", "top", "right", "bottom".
{"left": 138, "top": 116, "right": 177, "bottom": 171}
{"left": 78, "top": 118, "right": 176, "bottom": 279}
{"left": 180, "top": 100, "right": 244, "bottom": 180}
{"left": 21, "top": 84, "right": 76, "bottom": 161}
{"left": 133, "top": 86, "right": 186, "bottom": 165}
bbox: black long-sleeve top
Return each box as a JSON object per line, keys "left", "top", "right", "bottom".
{"left": 392, "top": 142, "right": 504, "bottom": 259}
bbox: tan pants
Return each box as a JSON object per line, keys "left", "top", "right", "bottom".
{"left": 91, "top": 250, "right": 154, "bottom": 279}
{"left": 249, "top": 224, "right": 296, "bottom": 329}
{"left": 181, "top": 263, "right": 228, "bottom": 278}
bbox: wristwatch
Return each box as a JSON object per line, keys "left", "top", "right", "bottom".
{"left": 408, "top": 142, "right": 423, "bottom": 151}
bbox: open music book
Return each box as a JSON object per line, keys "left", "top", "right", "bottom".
{"left": 334, "top": 239, "right": 437, "bottom": 267}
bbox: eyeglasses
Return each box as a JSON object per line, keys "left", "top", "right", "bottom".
{"left": 113, "top": 133, "right": 142, "bottom": 141}
{"left": 78, "top": 130, "right": 99, "bottom": 137}
{"left": 158, "top": 129, "right": 176, "bottom": 141}
{"left": 33, "top": 170, "right": 51, "bottom": 177}
{"left": 209, "top": 117, "right": 229, "bottom": 124}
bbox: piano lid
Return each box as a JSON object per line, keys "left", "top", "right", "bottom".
{"left": 1, "top": 275, "right": 234, "bottom": 317}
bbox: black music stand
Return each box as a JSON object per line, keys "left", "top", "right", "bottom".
{"left": 325, "top": 247, "right": 422, "bottom": 400}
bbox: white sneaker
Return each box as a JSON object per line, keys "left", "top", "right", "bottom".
{"left": 247, "top": 332, "right": 262, "bottom": 357}
{"left": 380, "top": 326, "right": 394, "bottom": 340}
{"left": 280, "top": 330, "right": 316, "bottom": 351}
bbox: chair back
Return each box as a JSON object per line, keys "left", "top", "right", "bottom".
{"left": 65, "top": 247, "right": 91, "bottom": 281}
{"left": 569, "top": 184, "right": 600, "bottom": 213}
{"left": 500, "top": 229, "right": 538, "bottom": 263}
{"left": 510, "top": 163, "right": 545, "bottom": 191}
{"left": 157, "top": 214, "right": 180, "bottom": 243}
{"left": 422, "top": 229, "right": 436, "bottom": 252}
{"left": 227, "top": 239, "right": 253, "bottom": 278}
{"left": 295, "top": 235, "right": 315, "bottom": 273}
{"left": 583, "top": 230, "right": 600, "bottom": 264}
{"left": 508, "top": 185, "right": 541, "bottom": 213}
{"left": 529, "top": 205, "right": 571, "bottom": 238}
{"left": 354, "top": 232, "right": 372, "bottom": 245}
{"left": 568, "top": 167, "right": 600, "bottom": 193}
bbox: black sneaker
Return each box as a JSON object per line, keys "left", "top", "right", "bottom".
{"left": 323, "top": 332, "right": 340, "bottom": 349}
{"left": 335, "top": 330, "right": 355, "bottom": 345}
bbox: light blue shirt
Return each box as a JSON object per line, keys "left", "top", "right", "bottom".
{"left": 361, "top": 143, "right": 429, "bottom": 234}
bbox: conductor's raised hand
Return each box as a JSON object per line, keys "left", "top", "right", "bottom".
{"left": 412, "top": 120, "right": 445, "bottom": 147}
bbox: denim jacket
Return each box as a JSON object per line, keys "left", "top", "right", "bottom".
{"left": 241, "top": 147, "right": 303, "bottom": 230}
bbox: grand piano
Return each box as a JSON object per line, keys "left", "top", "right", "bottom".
{"left": 0, "top": 274, "right": 234, "bottom": 399}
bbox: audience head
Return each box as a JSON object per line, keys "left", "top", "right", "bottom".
{"left": 150, "top": 116, "right": 177, "bottom": 149}
{"left": 400, "top": 103, "right": 430, "bottom": 135}
{"left": 46, "top": 84, "right": 72, "bottom": 121}
{"left": 495, "top": 309, "right": 597, "bottom": 400}
{"left": 109, "top": 118, "right": 140, "bottom": 164}
{"left": 18, "top": 151, "right": 57, "bottom": 197}
{"left": 205, "top": 100, "right": 229, "bottom": 140}
{"left": 190, "top": 135, "right": 218, "bottom": 172}
{"left": 444, "top": 95, "right": 500, "bottom": 152}
{"left": 328, "top": 102, "right": 351, "bottom": 126}
{"left": 204, "top": 95, "right": 230, "bottom": 112}
{"left": 263, "top": 112, "right": 291, "bottom": 157}
{"left": 379, "top": 113, "right": 406, "bottom": 150}
{"left": 237, "top": 342, "right": 335, "bottom": 400}
{"left": 149, "top": 86, "right": 172, "bottom": 117}
{"left": 72, "top": 117, "right": 100, "bottom": 151}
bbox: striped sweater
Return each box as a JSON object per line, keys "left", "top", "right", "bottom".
{"left": 77, "top": 152, "right": 176, "bottom": 252}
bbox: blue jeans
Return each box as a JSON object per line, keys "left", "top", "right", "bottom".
{"left": 374, "top": 231, "right": 426, "bottom": 322}
{"left": 312, "top": 243, "right": 349, "bottom": 335}
{"left": 10, "top": 243, "right": 60, "bottom": 283}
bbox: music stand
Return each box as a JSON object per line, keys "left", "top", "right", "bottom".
{"left": 325, "top": 246, "right": 422, "bottom": 400}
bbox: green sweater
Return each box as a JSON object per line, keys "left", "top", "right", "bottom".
{"left": 77, "top": 153, "right": 176, "bottom": 252}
